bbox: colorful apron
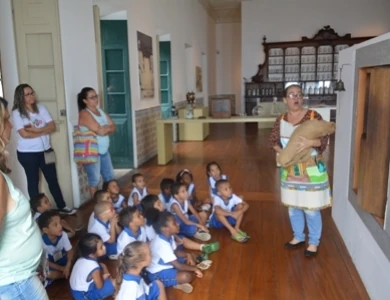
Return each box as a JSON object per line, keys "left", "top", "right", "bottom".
{"left": 279, "top": 112, "right": 332, "bottom": 210}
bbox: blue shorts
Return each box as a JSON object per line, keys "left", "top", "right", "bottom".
{"left": 147, "top": 280, "right": 160, "bottom": 300}
{"left": 175, "top": 215, "right": 198, "bottom": 237}
{"left": 147, "top": 257, "right": 185, "bottom": 288}
{"left": 104, "top": 242, "right": 117, "bottom": 256}
{"left": 71, "top": 278, "right": 115, "bottom": 300}
{"left": 209, "top": 214, "right": 236, "bottom": 229}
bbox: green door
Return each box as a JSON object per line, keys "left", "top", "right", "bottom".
{"left": 159, "top": 41, "right": 172, "bottom": 118}
{"left": 101, "top": 20, "right": 133, "bottom": 168}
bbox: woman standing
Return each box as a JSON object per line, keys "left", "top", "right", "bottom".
{"left": 269, "top": 84, "right": 331, "bottom": 257}
{"left": 12, "top": 84, "right": 76, "bottom": 215}
{"left": 0, "top": 96, "right": 48, "bottom": 299}
{"left": 77, "top": 87, "right": 116, "bottom": 198}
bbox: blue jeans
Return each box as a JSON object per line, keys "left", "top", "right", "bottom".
{"left": 83, "top": 152, "right": 114, "bottom": 187}
{"left": 288, "top": 207, "right": 322, "bottom": 246}
{"left": 0, "top": 276, "right": 48, "bottom": 300}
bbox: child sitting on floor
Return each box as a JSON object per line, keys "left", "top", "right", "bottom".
{"left": 88, "top": 201, "right": 122, "bottom": 258}
{"left": 87, "top": 189, "right": 112, "bottom": 229}
{"left": 103, "top": 179, "right": 126, "bottom": 212}
{"left": 38, "top": 211, "right": 74, "bottom": 287}
{"left": 31, "top": 193, "right": 80, "bottom": 238}
{"left": 176, "top": 169, "right": 211, "bottom": 212}
{"left": 116, "top": 241, "right": 167, "bottom": 300}
{"left": 158, "top": 178, "right": 174, "bottom": 210}
{"left": 142, "top": 195, "right": 219, "bottom": 263}
{"left": 117, "top": 206, "right": 147, "bottom": 254}
{"left": 168, "top": 182, "right": 210, "bottom": 242}
{"left": 128, "top": 173, "right": 148, "bottom": 208}
{"left": 70, "top": 233, "right": 116, "bottom": 300}
{"left": 147, "top": 211, "right": 204, "bottom": 294}
{"left": 209, "top": 179, "right": 250, "bottom": 243}
{"left": 206, "top": 161, "right": 228, "bottom": 198}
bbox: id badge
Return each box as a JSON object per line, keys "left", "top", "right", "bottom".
{"left": 53, "top": 250, "right": 64, "bottom": 262}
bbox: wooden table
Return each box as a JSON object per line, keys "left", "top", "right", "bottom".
{"left": 156, "top": 116, "right": 276, "bottom": 165}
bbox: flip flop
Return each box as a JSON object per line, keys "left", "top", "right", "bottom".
{"left": 194, "top": 231, "right": 211, "bottom": 242}
{"left": 196, "top": 253, "right": 209, "bottom": 263}
{"left": 202, "top": 241, "right": 220, "bottom": 254}
{"left": 238, "top": 230, "right": 250, "bottom": 238}
{"left": 196, "top": 260, "right": 213, "bottom": 270}
{"left": 231, "top": 233, "right": 248, "bottom": 243}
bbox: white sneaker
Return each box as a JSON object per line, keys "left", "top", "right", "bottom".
{"left": 194, "top": 231, "right": 211, "bottom": 242}
{"left": 59, "top": 207, "right": 77, "bottom": 215}
{"left": 109, "top": 254, "right": 118, "bottom": 260}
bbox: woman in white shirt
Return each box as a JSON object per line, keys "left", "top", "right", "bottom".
{"left": 12, "top": 84, "right": 76, "bottom": 215}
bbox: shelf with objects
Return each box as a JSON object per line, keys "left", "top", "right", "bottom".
{"left": 245, "top": 25, "right": 374, "bottom": 117}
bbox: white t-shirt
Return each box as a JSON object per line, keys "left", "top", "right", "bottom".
{"left": 168, "top": 198, "right": 189, "bottom": 218}
{"left": 116, "top": 274, "right": 152, "bottom": 300}
{"left": 158, "top": 193, "right": 173, "bottom": 210}
{"left": 117, "top": 227, "right": 147, "bottom": 254}
{"left": 128, "top": 187, "right": 148, "bottom": 206}
{"left": 42, "top": 232, "right": 72, "bottom": 265}
{"left": 12, "top": 104, "right": 53, "bottom": 152}
{"left": 112, "top": 194, "right": 125, "bottom": 212}
{"left": 88, "top": 216, "right": 111, "bottom": 243}
{"left": 211, "top": 194, "right": 242, "bottom": 218}
{"left": 144, "top": 224, "right": 157, "bottom": 242}
{"left": 69, "top": 257, "right": 101, "bottom": 292}
{"left": 33, "top": 212, "right": 41, "bottom": 221}
{"left": 147, "top": 234, "right": 177, "bottom": 274}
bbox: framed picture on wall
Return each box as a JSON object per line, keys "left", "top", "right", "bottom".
{"left": 196, "top": 66, "right": 202, "bottom": 92}
{"left": 137, "top": 31, "right": 155, "bottom": 98}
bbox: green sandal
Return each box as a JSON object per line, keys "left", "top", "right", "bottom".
{"left": 231, "top": 233, "right": 248, "bottom": 243}
{"left": 238, "top": 230, "right": 250, "bottom": 238}
{"left": 196, "top": 253, "right": 209, "bottom": 263}
{"left": 202, "top": 241, "right": 220, "bottom": 254}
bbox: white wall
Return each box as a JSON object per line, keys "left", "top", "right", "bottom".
{"left": 0, "top": 0, "right": 28, "bottom": 195}
{"left": 94, "top": 0, "right": 216, "bottom": 110}
{"left": 333, "top": 33, "right": 390, "bottom": 299}
{"left": 216, "top": 22, "right": 242, "bottom": 112}
{"left": 58, "top": 0, "right": 99, "bottom": 207}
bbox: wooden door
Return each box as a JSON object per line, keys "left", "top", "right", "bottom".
{"left": 100, "top": 20, "right": 133, "bottom": 168}
{"left": 12, "top": 0, "right": 73, "bottom": 208}
{"left": 356, "top": 67, "right": 390, "bottom": 217}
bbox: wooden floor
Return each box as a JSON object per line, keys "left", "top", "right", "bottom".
{"left": 48, "top": 123, "right": 369, "bottom": 300}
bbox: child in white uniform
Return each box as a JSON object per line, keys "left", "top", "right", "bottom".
{"left": 38, "top": 211, "right": 73, "bottom": 287}
{"left": 116, "top": 241, "right": 166, "bottom": 300}
{"left": 128, "top": 173, "right": 148, "bottom": 208}
{"left": 87, "top": 190, "right": 112, "bottom": 229}
{"left": 158, "top": 178, "right": 174, "bottom": 210}
{"left": 88, "top": 201, "right": 122, "bottom": 257}
{"left": 103, "top": 179, "right": 126, "bottom": 213}
{"left": 206, "top": 161, "right": 227, "bottom": 197}
{"left": 147, "top": 211, "right": 204, "bottom": 293}
{"left": 168, "top": 182, "right": 210, "bottom": 241}
{"left": 70, "top": 233, "right": 115, "bottom": 299}
{"left": 209, "top": 179, "right": 250, "bottom": 243}
{"left": 117, "top": 206, "right": 147, "bottom": 254}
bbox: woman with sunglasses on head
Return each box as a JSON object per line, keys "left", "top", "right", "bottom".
{"left": 269, "top": 84, "right": 331, "bottom": 257}
{"left": 12, "top": 84, "right": 76, "bottom": 215}
{"left": 77, "top": 87, "right": 116, "bottom": 199}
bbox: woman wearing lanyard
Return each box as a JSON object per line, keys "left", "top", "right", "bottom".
{"left": 12, "top": 84, "right": 76, "bottom": 215}
{"left": 77, "top": 87, "right": 116, "bottom": 198}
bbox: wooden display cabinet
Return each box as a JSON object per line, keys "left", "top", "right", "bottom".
{"left": 245, "top": 26, "right": 374, "bottom": 115}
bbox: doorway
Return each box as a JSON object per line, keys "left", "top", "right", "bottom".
{"left": 100, "top": 16, "right": 133, "bottom": 168}
{"left": 158, "top": 34, "right": 172, "bottom": 118}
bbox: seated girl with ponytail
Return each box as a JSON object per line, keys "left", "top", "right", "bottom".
{"left": 116, "top": 242, "right": 167, "bottom": 300}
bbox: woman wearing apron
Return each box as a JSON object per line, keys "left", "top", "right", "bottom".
{"left": 269, "top": 84, "right": 332, "bottom": 257}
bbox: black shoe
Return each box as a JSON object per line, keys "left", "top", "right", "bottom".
{"left": 304, "top": 249, "right": 318, "bottom": 257}
{"left": 284, "top": 241, "right": 305, "bottom": 249}
{"left": 58, "top": 207, "right": 77, "bottom": 215}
